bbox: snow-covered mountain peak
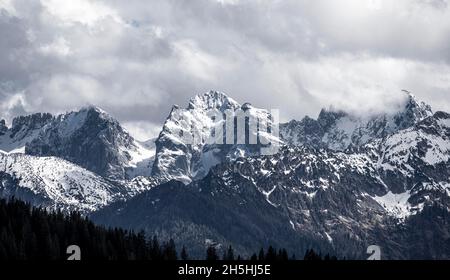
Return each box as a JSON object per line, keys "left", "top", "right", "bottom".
{"left": 81, "top": 104, "right": 107, "bottom": 113}
{"left": 23, "top": 107, "right": 154, "bottom": 180}
{"left": 187, "top": 91, "right": 240, "bottom": 111}
{"left": 403, "top": 91, "right": 432, "bottom": 112}
{"left": 393, "top": 92, "right": 433, "bottom": 128}
{"left": 53, "top": 105, "right": 120, "bottom": 138}
{"left": 152, "top": 91, "right": 280, "bottom": 183}
{"left": 78, "top": 105, "right": 114, "bottom": 121}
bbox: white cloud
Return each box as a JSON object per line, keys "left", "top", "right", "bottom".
{"left": 299, "top": 0, "right": 450, "bottom": 61}
{"left": 0, "top": 0, "right": 17, "bottom": 16}
{"left": 41, "top": 0, "right": 120, "bottom": 26}
{"left": 0, "top": 92, "right": 29, "bottom": 124}
{"left": 1, "top": 0, "right": 450, "bottom": 140}
{"left": 174, "top": 39, "right": 234, "bottom": 82}
{"left": 215, "top": 0, "right": 241, "bottom": 5}
{"left": 39, "top": 36, "right": 71, "bottom": 56}
{"left": 122, "top": 121, "right": 162, "bottom": 141}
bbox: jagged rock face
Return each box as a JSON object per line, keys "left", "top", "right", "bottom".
{"left": 10, "top": 113, "right": 54, "bottom": 139}
{"left": 152, "top": 91, "right": 242, "bottom": 183}
{"left": 280, "top": 94, "right": 433, "bottom": 151}
{"left": 0, "top": 113, "right": 54, "bottom": 153}
{"left": 0, "top": 120, "right": 7, "bottom": 136}
{"left": 25, "top": 107, "right": 153, "bottom": 180}
{"left": 279, "top": 117, "right": 324, "bottom": 148}
{"left": 152, "top": 91, "right": 279, "bottom": 184}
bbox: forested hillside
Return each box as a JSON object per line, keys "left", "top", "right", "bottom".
{"left": 0, "top": 198, "right": 332, "bottom": 260}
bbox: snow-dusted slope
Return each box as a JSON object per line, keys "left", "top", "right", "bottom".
{"left": 238, "top": 109, "right": 450, "bottom": 222}
{"left": 124, "top": 139, "right": 156, "bottom": 179}
{"left": 0, "top": 153, "right": 129, "bottom": 213}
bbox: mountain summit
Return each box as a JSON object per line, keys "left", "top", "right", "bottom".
{"left": 0, "top": 106, "right": 154, "bottom": 180}
{"left": 151, "top": 91, "right": 279, "bottom": 183}
{"left": 187, "top": 90, "right": 241, "bottom": 111}
{"left": 25, "top": 106, "right": 154, "bottom": 179}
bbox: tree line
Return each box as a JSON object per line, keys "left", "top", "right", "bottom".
{"left": 0, "top": 198, "right": 336, "bottom": 260}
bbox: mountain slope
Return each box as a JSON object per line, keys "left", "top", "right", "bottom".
{"left": 91, "top": 179, "right": 331, "bottom": 259}
{"left": 0, "top": 153, "right": 131, "bottom": 213}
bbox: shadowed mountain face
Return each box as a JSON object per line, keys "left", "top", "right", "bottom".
{"left": 1, "top": 106, "right": 155, "bottom": 180}
{"left": 1, "top": 91, "right": 450, "bottom": 259}
{"left": 25, "top": 106, "right": 155, "bottom": 179}
{"left": 0, "top": 107, "right": 155, "bottom": 213}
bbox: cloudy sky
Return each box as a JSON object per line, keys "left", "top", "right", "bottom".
{"left": 1, "top": 0, "right": 450, "bottom": 140}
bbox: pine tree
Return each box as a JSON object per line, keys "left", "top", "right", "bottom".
{"left": 162, "top": 239, "right": 177, "bottom": 260}
{"left": 206, "top": 246, "right": 219, "bottom": 261}
{"left": 304, "top": 249, "right": 322, "bottom": 260}
{"left": 180, "top": 246, "right": 189, "bottom": 260}
{"left": 278, "top": 249, "right": 288, "bottom": 261}
{"left": 150, "top": 235, "right": 162, "bottom": 260}
{"left": 258, "top": 248, "right": 265, "bottom": 261}
{"left": 223, "top": 246, "right": 234, "bottom": 261}
{"left": 265, "top": 246, "right": 277, "bottom": 261}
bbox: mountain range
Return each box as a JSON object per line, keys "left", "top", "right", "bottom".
{"left": 1, "top": 90, "right": 449, "bottom": 259}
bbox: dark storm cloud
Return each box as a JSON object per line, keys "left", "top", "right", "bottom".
{"left": 0, "top": 0, "right": 450, "bottom": 140}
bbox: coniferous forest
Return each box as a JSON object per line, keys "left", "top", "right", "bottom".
{"left": 0, "top": 198, "right": 335, "bottom": 260}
